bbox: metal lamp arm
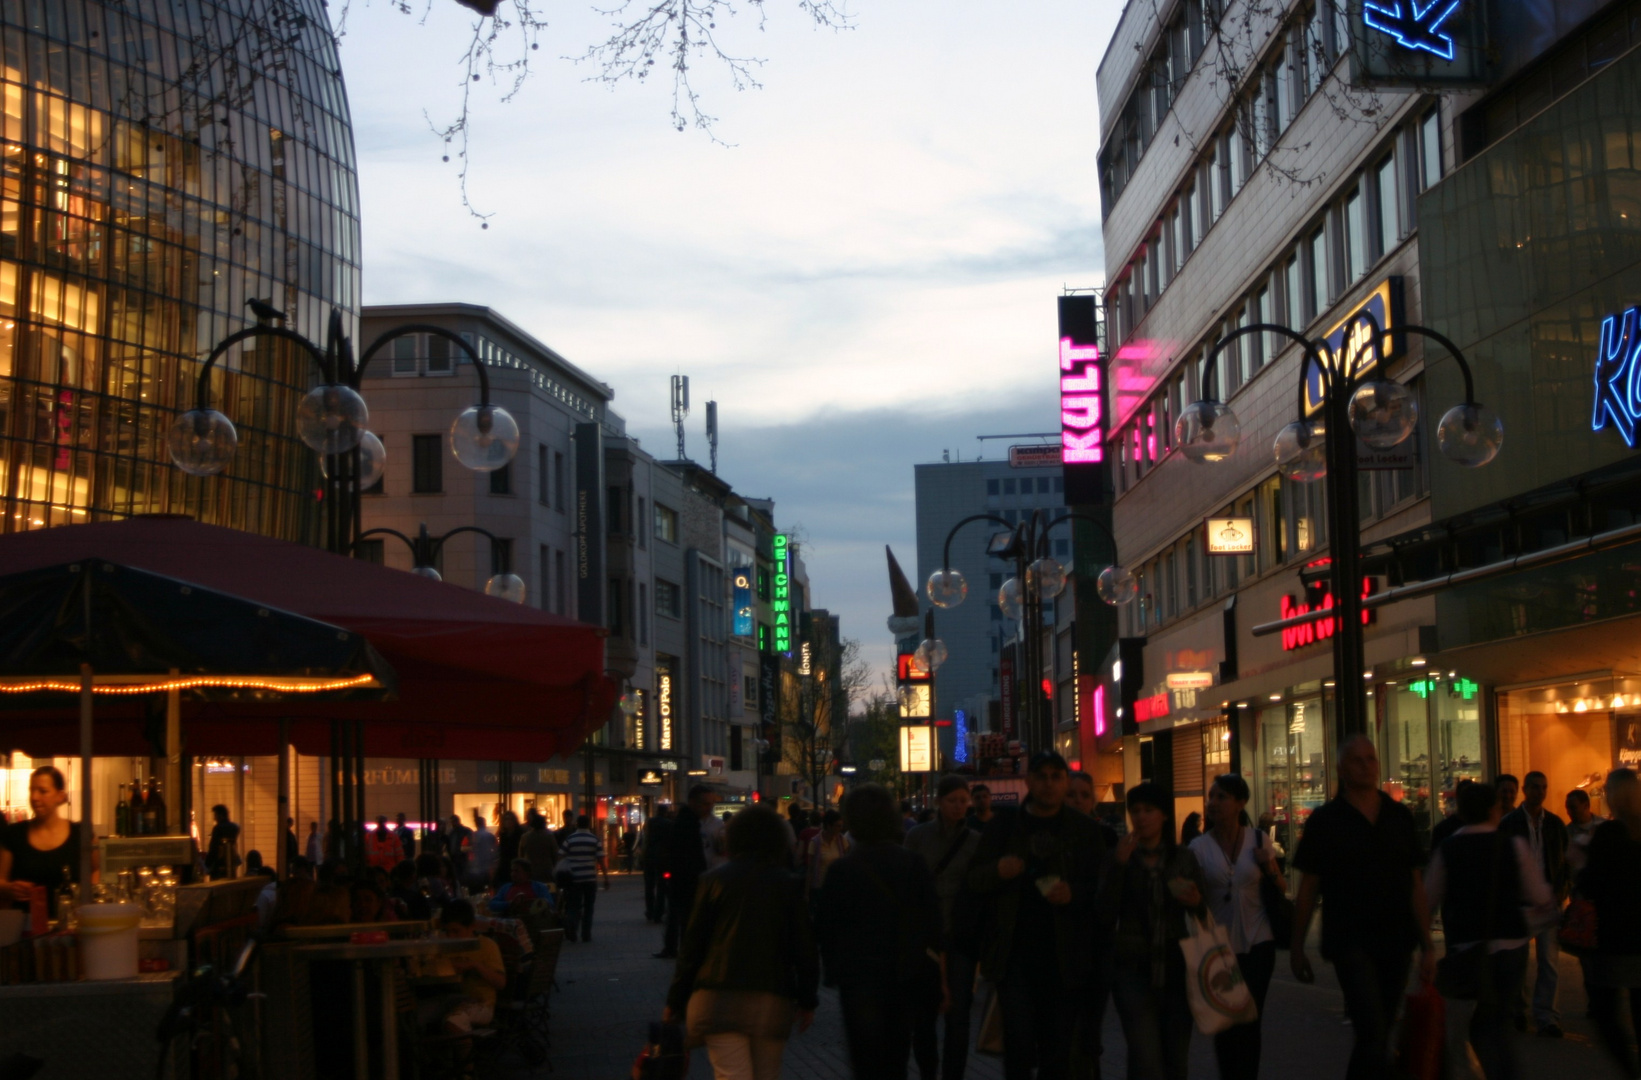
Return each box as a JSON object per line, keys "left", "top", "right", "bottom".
{"left": 1201, "top": 322, "right": 1315, "bottom": 401}
{"left": 940, "top": 513, "right": 1016, "bottom": 570}
{"left": 192, "top": 326, "right": 330, "bottom": 411}
{"left": 1046, "top": 510, "right": 1118, "bottom": 551}
{"left": 357, "top": 324, "right": 492, "bottom": 405}
{"left": 427, "top": 524, "right": 502, "bottom": 563}
{"left": 1401, "top": 324, "right": 1479, "bottom": 403}
{"left": 353, "top": 527, "right": 416, "bottom": 558}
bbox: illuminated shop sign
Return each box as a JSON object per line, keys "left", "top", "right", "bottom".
{"left": 772, "top": 533, "right": 792, "bottom": 655}
{"left": 1205, "top": 517, "right": 1255, "bottom": 555}
{"left": 1594, "top": 306, "right": 1641, "bottom": 447}
{"left": 953, "top": 708, "right": 969, "bottom": 764}
{"left": 1059, "top": 294, "right": 1107, "bottom": 504}
{"left": 1363, "top": 0, "right": 1460, "bottom": 60}
{"left": 897, "top": 653, "right": 931, "bottom": 682}
{"left": 1134, "top": 692, "right": 1169, "bottom": 723}
{"left": 657, "top": 660, "right": 675, "bottom": 751}
{"left": 732, "top": 566, "right": 754, "bottom": 637}
{"left": 1307, "top": 279, "right": 1404, "bottom": 415}
{"left": 1406, "top": 677, "right": 1478, "bottom": 699}
{"left": 1165, "top": 671, "right": 1215, "bottom": 690}
{"left": 899, "top": 725, "right": 934, "bottom": 773}
{"left": 1279, "top": 578, "right": 1376, "bottom": 651}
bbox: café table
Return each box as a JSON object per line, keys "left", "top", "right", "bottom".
{"left": 295, "top": 936, "right": 479, "bottom": 1080}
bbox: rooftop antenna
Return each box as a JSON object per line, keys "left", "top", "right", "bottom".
{"left": 706, "top": 401, "right": 719, "bottom": 474}
{"left": 671, "top": 375, "right": 689, "bottom": 460}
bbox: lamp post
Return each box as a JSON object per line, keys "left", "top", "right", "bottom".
{"left": 923, "top": 510, "right": 1137, "bottom": 754}
{"left": 353, "top": 522, "right": 527, "bottom": 601}
{"left": 167, "top": 308, "right": 521, "bottom": 555}
{"left": 1175, "top": 311, "right": 1502, "bottom": 736}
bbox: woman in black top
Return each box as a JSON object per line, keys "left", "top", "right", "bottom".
{"left": 493, "top": 810, "right": 522, "bottom": 888}
{"left": 0, "top": 766, "right": 81, "bottom": 903}
{"left": 1582, "top": 767, "right": 1641, "bottom": 1077}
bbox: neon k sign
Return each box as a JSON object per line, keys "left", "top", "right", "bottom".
{"left": 1594, "top": 306, "right": 1641, "bottom": 448}
{"left": 1363, "top": 0, "right": 1461, "bottom": 61}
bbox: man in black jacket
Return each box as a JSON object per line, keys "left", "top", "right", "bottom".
{"left": 1500, "top": 770, "right": 1570, "bottom": 1036}
{"left": 656, "top": 785, "right": 719, "bottom": 959}
{"left": 967, "top": 751, "right": 1110, "bottom": 1080}
{"left": 642, "top": 808, "right": 674, "bottom": 924}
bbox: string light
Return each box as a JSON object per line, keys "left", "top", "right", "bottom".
{"left": 0, "top": 674, "right": 378, "bottom": 695}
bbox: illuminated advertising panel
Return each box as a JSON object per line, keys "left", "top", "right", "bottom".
{"left": 899, "top": 725, "right": 934, "bottom": 773}
{"left": 1595, "top": 307, "right": 1641, "bottom": 448}
{"left": 772, "top": 533, "right": 793, "bottom": 655}
{"left": 1352, "top": 0, "right": 1490, "bottom": 85}
{"left": 657, "top": 657, "right": 676, "bottom": 751}
{"left": 1059, "top": 294, "right": 1106, "bottom": 504}
{"left": 732, "top": 566, "right": 754, "bottom": 637}
{"left": 1306, "top": 278, "right": 1405, "bottom": 414}
{"left": 953, "top": 708, "right": 969, "bottom": 764}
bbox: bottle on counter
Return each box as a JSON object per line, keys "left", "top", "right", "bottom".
{"left": 129, "top": 780, "right": 145, "bottom": 836}
{"left": 55, "top": 865, "right": 76, "bottom": 931}
{"left": 115, "top": 784, "right": 129, "bottom": 837}
{"left": 143, "top": 777, "right": 164, "bottom": 835}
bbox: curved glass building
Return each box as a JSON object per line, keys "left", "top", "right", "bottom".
{"left": 0, "top": 0, "right": 359, "bottom": 540}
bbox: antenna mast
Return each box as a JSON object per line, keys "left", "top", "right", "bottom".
{"left": 706, "top": 401, "right": 718, "bottom": 474}
{"left": 671, "top": 375, "right": 690, "bottom": 460}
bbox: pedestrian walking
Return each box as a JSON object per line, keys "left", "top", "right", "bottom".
{"left": 807, "top": 810, "right": 851, "bottom": 900}
{"left": 207, "top": 804, "right": 241, "bottom": 879}
{"left": 905, "top": 775, "right": 981, "bottom": 1080}
{"left": 284, "top": 816, "right": 300, "bottom": 870}
{"left": 464, "top": 812, "right": 499, "bottom": 889}
{"left": 968, "top": 751, "right": 1110, "bottom": 1080}
{"left": 816, "top": 783, "right": 943, "bottom": 1080}
{"left": 1188, "top": 774, "right": 1285, "bottom": 1080}
{"left": 1424, "top": 780, "right": 1554, "bottom": 1080}
{"left": 1499, "top": 769, "right": 1569, "bottom": 1036}
{"left": 446, "top": 814, "right": 473, "bottom": 881}
{"left": 1579, "top": 767, "right": 1641, "bottom": 1077}
{"left": 967, "top": 784, "right": 1001, "bottom": 831}
{"left": 1290, "top": 735, "right": 1436, "bottom": 1080}
{"left": 1432, "top": 779, "right": 1476, "bottom": 853}
{"left": 642, "top": 808, "right": 674, "bottom": 924}
{"left": 1102, "top": 781, "right": 1205, "bottom": 1080}
{"left": 520, "top": 809, "right": 559, "bottom": 883}
{"left": 365, "top": 815, "right": 404, "bottom": 871}
{"left": 1179, "top": 812, "right": 1203, "bottom": 845}
{"left": 559, "top": 813, "right": 607, "bottom": 942}
{"left": 304, "top": 821, "right": 323, "bottom": 866}
{"left": 657, "top": 785, "right": 720, "bottom": 959}
{"left": 494, "top": 810, "right": 522, "bottom": 888}
{"left": 393, "top": 812, "right": 416, "bottom": 860}
{"left": 664, "top": 804, "right": 820, "bottom": 1080}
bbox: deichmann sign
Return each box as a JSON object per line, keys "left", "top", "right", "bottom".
{"left": 1059, "top": 294, "right": 1107, "bottom": 504}
{"left": 1009, "top": 444, "right": 1062, "bottom": 469}
{"left": 772, "top": 534, "right": 793, "bottom": 655}
{"left": 1205, "top": 517, "right": 1255, "bottom": 555}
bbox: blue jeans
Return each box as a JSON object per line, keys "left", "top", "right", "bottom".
{"left": 562, "top": 881, "right": 597, "bottom": 940}
{"left": 1331, "top": 947, "right": 1413, "bottom": 1080}
{"left": 1516, "top": 926, "right": 1559, "bottom": 1026}
{"left": 1111, "top": 961, "right": 1191, "bottom": 1080}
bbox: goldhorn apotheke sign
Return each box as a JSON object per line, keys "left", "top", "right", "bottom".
{"left": 1205, "top": 517, "right": 1255, "bottom": 555}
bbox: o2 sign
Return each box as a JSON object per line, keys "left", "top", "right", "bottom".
{"left": 1594, "top": 306, "right": 1641, "bottom": 448}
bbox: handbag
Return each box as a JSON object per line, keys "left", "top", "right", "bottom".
{"left": 1256, "top": 831, "right": 1294, "bottom": 949}
{"left": 975, "top": 984, "right": 1005, "bottom": 1057}
{"left": 1179, "top": 912, "right": 1258, "bottom": 1035}
{"left": 1559, "top": 898, "right": 1599, "bottom": 955}
{"left": 632, "top": 1021, "right": 689, "bottom": 1080}
{"left": 1395, "top": 978, "right": 1447, "bottom": 1080}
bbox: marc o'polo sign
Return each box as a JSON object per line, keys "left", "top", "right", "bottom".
{"left": 1205, "top": 517, "right": 1255, "bottom": 556}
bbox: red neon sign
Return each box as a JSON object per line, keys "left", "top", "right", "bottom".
{"left": 1280, "top": 577, "right": 1374, "bottom": 651}
{"left": 1060, "top": 337, "right": 1104, "bottom": 463}
{"left": 1134, "top": 692, "right": 1169, "bottom": 722}
{"left": 897, "top": 653, "right": 930, "bottom": 682}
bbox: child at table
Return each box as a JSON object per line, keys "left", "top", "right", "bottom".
{"left": 425, "top": 899, "right": 506, "bottom": 1035}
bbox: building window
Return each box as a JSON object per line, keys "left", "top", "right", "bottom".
{"left": 639, "top": 583, "right": 649, "bottom": 644}
{"left": 1419, "top": 107, "right": 1442, "bottom": 190}
{"left": 1003, "top": 478, "right": 1017, "bottom": 495}
{"left": 654, "top": 503, "right": 678, "bottom": 543}
{"left": 730, "top": 727, "right": 744, "bottom": 772}
{"left": 1203, "top": 720, "right": 1231, "bottom": 769}
{"left": 537, "top": 444, "right": 549, "bottom": 505}
{"left": 1345, "top": 186, "right": 1368, "bottom": 282}
{"left": 608, "top": 578, "right": 624, "bottom": 636}
{"left": 656, "top": 578, "right": 682, "bottom": 618}
{"left": 492, "top": 538, "right": 513, "bottom": 575}
{"left": 608, "top": 486, "right": 624, "bottom": 534}
{"left": 554, "top": 452, "right": 566, "bottom": 511}
{"left": 489, "top": 460, "right": 512, "bottom": 495}
{"left": 1375, "top": 153, "right": 1399, "bottom": 257}
{"left": 555, "top": 550, "right": 567, "bottom": 616}
{"left": 986, "top": 479, "right": 1000, "bottom": 495}
{"left": 390, "top": 334, "right": 454, "bottom": 377}
{"left": 355, "top": 539, "right": 384, "bottom": 565}
{"left": 1307, "top": 225, "right": 1328, "bottom": 317}
{"left": 412, "top": 435, "right": 442, "bottom": 494}
{"left": 637, "top": 498, "right": 647, "bottom": 549}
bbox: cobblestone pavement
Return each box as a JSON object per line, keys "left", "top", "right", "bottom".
{"left": 519, "top": 875, "right": 1630, "bottom": 1080}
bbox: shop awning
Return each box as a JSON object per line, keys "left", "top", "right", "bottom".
{"left": 0, "top": 518, "right": 617, "bottom": 760}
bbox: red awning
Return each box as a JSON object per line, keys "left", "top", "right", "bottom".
{"left": 0, "top": 518, "right": 617, "bottom": 760}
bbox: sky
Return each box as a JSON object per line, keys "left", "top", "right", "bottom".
{"left": 338, "top": 0, "right": 1125, "bottom": 692}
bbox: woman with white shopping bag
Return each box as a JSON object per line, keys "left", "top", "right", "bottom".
{"left": 1100, "top": 782, "right": 1212, "bottom": 1080}
{"left": 1189, "top": 774, "right": 1285, "bottom": 1080}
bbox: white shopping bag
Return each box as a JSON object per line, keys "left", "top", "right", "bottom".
{"left": 1178, "top": 912, "right": 1258, "bottom": 1035}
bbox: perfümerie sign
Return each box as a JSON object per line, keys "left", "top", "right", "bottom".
{"left": 1205, "top": 517, "right": 1255, "bottom": 556}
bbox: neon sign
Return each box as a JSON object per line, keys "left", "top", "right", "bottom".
{"left": 953, "top": 708, "right": 969, "bottom": 764}
{"left": 1134, "top": 692, "right": 1169, "bottom": 723}
{"left": 1593, "top": 307, "right": 1641, "bottom": 447}
{"left": 1060, "top": 336, "right": 1103, "bottom": 463}
{"left": 657, "top": 662, "right": 674, "bottom": 751}
{"left": 1363, "top": 0, "right": 1460, "bottom": 61}
{"left": 732, "top": 567, "right": 754, "bottom": 637}
{"left": 1093, "top": 683, "right": 1106, "bottom": 738}
{"left": 1279, "top": 578, "right": 1375, "bottom": 651}
{"left": 772, "top": 533, "right": 792, "bottom": 655}
{"left": 1406, "top": 677, "right": 1478, "bottom": 699}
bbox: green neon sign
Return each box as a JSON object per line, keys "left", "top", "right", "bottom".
{"left": 1405, "top": 677, "right": 1478, "bottom": 700}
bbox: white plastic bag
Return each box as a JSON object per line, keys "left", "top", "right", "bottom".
{"left": 1179, "top": 912, "right": 1258, "bottom": 1035}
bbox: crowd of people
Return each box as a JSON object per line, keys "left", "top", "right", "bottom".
{"left": 648, "top": 743, "right": 1641, "bottom": 1080}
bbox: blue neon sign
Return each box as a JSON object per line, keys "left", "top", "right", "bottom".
{"left": 1363, "top": 0, "right": 1461, "bottom": 60}
{"left": 1594, "top": 306, "right": 1641, "bottom": 447}
{"left": 953, "top": 709, "right": 969, "bottom": 764}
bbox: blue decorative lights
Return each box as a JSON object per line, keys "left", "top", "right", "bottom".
{"left": 1594, "top": 307, "right": 1641, "bottom": 448}
{"left": 1363, "top": 0, "right": 1461, "bottom": 60}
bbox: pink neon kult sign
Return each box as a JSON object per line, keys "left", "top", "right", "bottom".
{"left": 1060, "top": 336, "right": 1103, "bottom": 463}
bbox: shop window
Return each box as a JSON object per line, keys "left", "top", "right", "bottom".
{"left": 1204, "top": 720, "right": 1231, "bottom": 770}
{"left": 1258, "top": 698, "right": 1328, "bottom": 855}
{"left": 1497, "top": 677, "right": 1630, "bottom": 819}
{"left": 1380, "top": 681, "right": 1435, "bottom": 852}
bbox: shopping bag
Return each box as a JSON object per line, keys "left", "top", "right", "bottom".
{"left": 1178, "top": 912, "right": 1257, "bottom": 1035}
{"left": 1395, "top": 979, "right": 1446, "bottom": 1080}
{"left": 1559, "top": 898, "right": 1599, "bottom": 955}
{"left": 632, "top": 1021, "right": 689, "bottom": 1080}
{"left": 975, "top": 984, "right": 1006, "bottom": 1057}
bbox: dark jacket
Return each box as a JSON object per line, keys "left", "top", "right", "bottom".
{"left": 666, "top": 860, "right": 819, "bottom": 1013}
{"left": 1580, "top": 819, "right": 1641, "bottom": 957}
{"left": 965, "top": 802, "right": 1110, "bottom": 989}
{"left": 1500, "top": 805, "right": 1570, "bottom": 901}
{"left": 1098, "top": 845, "right": 1208, "bottom": 988}
{"left": 668, "top": 807, "right": 709, "bottom": 886}
{"left": 815, "top": 841, "right": 941, "bottom": 987}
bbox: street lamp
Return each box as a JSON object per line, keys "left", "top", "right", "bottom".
{"left": 168, "top": 308, "right": 521, "bottom": 554}
{"left": 1179, "top": 311, "right": 1501, "bottom": 736}
{"left": 924, "top": 510, "right": 1135, "bottom": 753}
{"left": 355, "top": 522, "right": 527, "bottom": 602}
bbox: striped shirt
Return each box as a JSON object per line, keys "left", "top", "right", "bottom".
{"left": 559, "top": 829, "right": 604, "bottom": 883}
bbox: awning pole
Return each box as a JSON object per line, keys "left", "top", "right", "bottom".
{"left": 166, "top": 669, "right": 180, "bottom": 835}
{"left": 277, "top": 718, "right": 291, "bottom": 880}
{"left": 79, "top": 661, "right": 93, "bottom": 893}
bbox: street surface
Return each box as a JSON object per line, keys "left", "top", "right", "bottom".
{"left": 524, "top": 875, "right": 1629, "bottom": 1080}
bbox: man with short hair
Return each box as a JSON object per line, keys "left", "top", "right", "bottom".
{"left": 1496, "top": 773, "right": 1521, "bottom": 814}
{"left": 640, "top": 808, "right": 673, "bottom": 924}
{"left": 446, "top": 814, "right": 473, "bottom": 879}
{"left": 464, "top": 812, "right": 498, "bottom": 888}
{"left": 906, "top": 775, "right": 979, "bottom": 1080}
{"left": 393, "top": 812, "right": 416, "bottom": 860}
{"left": 1068, "top": 771, "right": 1118, "bottom": 847}
{"left": 520, "top": 809, "right": 559, "bottom": 883}
{"left": 968, "top": 752, "right": 1109, "bottom": 1080}
{"left": 365, "top": 815, "right": 404, "bottom": 871}
{"left": 559, "top": 814, "right": 607, "bottom": 942}
{"left": 1292, "top": 736, "right": 1435, "bottom": 1080}
{"left": 1500, "top": 770, "right": 1569, "bottom": 1036}
{"left": 967, "top": 783, "right": 1000, "bottom": 831}
{"left": 656, "top": 785, "right": 719, "bottom": 958}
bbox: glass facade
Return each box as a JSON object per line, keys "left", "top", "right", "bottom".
{"left": 1498, "top": 674, "right": 1641, "bottom": 819}
{"left": 0, "top": 0, "right": 359, "bottom": 540}
{"left": 1377, "top": 675, "right": 1482, "bottom": 853}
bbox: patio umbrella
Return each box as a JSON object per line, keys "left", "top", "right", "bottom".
{"left": 0, "top": 518, "right": 618, "bottom": 760}
{"left": 0, "top": 559, "right": 397, "bottom": 887}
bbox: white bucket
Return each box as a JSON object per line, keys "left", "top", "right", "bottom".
{"left": 76, "top": 902, "right": 142, "bottom": 980}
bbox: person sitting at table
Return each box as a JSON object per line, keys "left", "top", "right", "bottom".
{"left": 264, "top": 876, "right": 316, "bottom": 934}
{"left": 303, "top": 885, "right": 352, "bottom": 926}
{"left": 390, "top": 860, "right": 432, "bottom": 921}
{"left": 0, "top": 766, "right": 90, "bottom": 910}
{"left": 491, "top": 858, "right": 553, "bottom": 915}
{"left": 350, "top": 880, "right": 397, "bottom": 923}
{"left": 427, "top": 899, "right": 508, "bottom": 1036}
{"left": 417, "top": 852, "right": 456, "bottom": 907}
